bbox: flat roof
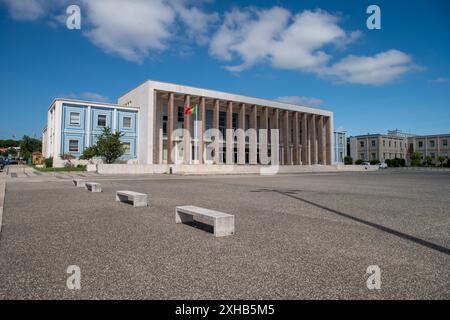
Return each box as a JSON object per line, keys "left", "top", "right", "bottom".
{"left": 48, "top": 98, "right": 139, "bottom": 111}
{"left": 120, "top": 79, "right": 333, "bottom": 117}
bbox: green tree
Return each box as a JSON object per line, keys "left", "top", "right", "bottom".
{"left": 20, "top": 135, "right": 41, "bottom": 153}
{"left": 8, "top": 147, "right": 17, "bottom": 156}
{"left": 344, "top": 156, "right": 353, "bottom": 165}
{"left": 0, "top": 139, "right": 20, "bottom": 148}
{"left": 95, "top": 127, "right": 124, "bottom": 164}
{"left": 425, "top": 156, "right": 433, "bottom": 166}
{"left": 438, "top": 156, "right": 446, "bottom": 167}
{"left": 80, "top": 146, "right": 98, "bottom": 160}
{"left": 410, "top": 152, "right": 421, "bottom": 167}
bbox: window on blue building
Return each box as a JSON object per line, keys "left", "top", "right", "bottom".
{"left": 69, "top": 112, "right": 80, "bottom": 126}
{"left": 69, "top": 140, "right": 79, "bottom": 152}
{"left": 122, "top": 142, "right": 131, "bottom": 155}
{"left": 123, "top": 116, "right": 132, "bottom": 128}
{"left": 97, "top": 114, "right": 107, "bottom": 127}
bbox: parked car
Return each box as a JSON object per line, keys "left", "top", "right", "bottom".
{"left": 362, "top": 161, "right": 371, "bottom": 166}
{"left": 379, "top": 162, "right": 388, "bottom": 169}
{"left": 8, "top": 158, "right": 18, "bottom": 165}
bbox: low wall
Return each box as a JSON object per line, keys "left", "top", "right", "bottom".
{"left": 96, "top": 164, "right": 378, "bottom": 175}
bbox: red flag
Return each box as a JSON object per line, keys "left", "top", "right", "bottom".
{"left": 184, "top": 105, "right": 192, "bottom": 115}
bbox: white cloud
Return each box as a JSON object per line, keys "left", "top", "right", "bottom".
{"left": 82, "top": 0, "right": 175, "bottom": 63}
{"left": 210, "top": 8, "right": 356, "bottom": 72}
{"left": 210, "top": 7, "right": 291, "bottom": 71}
{"left": 170, "top": 0, "right": 219, "bottom": 45}
{"left": 2, "top": 1, "right": 418, "bottom": 84}
{"left": 80, "top": 92, "right": 109, "bottom": 102}
{"left": 210, "top": 7, "right": 416, "bottom": 85}
{"left": 277, "top": 96, "right": 324, "bottom": 107}
{"left": 428, "top": 77, "right": 449, "bottom": 84}
{"left": 1, "top": 0, "right": 45, "bottom": 20}
{"left": 60, "top": 92, "right": 109, "bottom": 102}
{"left": 82, "top": 0, "right": 219, "bottom": 62}
{"left": 2, "top": 0, "right": 217, "bottom": 62}
{"left": 324, "top": 50, "right": 414, "bottom": 85}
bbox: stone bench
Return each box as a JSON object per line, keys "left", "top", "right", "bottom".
{"left": 175, "top": 205, "right": 234, "bottom": 237}
{"left": 73, "top": 179, "right": 85, "bottom": 187}
{"left": 85, "top": 182, "right": 102, "bottom": 193}
{"left": 116, "top": 190, "right": 148, "bottom": 207}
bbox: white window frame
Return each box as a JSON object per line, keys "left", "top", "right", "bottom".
{"left": 123, "top": 116, "right": 132, "bottom": 129}
{"left": 122, "top": 142, "right": 131, "bottom": 155}
{"left": 68, "top": 139, "right": 79, "bottom": 152}
{"left": 97, "top": 114, "right": 107, "bottom": 127}
{"left": 69, "top": 112, "right": 81, "bottom": 126}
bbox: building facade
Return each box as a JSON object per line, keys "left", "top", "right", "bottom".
{"left": 407, "top": 134, "right": 450, "bottom": 164}
{"left": 333, "top": 129, "right": 346, "bottom": 164}
{"left": 44, "top": 80, "right": 334, "bottom": 167}
{"left": 44, "top": 99, "right": 138, "bottom": 164}
{"left": 349, "top": 134, "right": 408, "bottom": 162}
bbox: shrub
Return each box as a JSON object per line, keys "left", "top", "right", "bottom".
{"left": 44, "top": 157, "right": 53, "bottom": 168}
{"left": 410, "top": 152, "right": 421, "bottom": 167}
{"left": 80, "top": 147, "right": 97, "bottom": 160}
{"left": 385, "top": 159, "right": 391, "bottom": 167}
{"left": 344, "top": 156, "right": 353, "bottom": 165}
{"left": 355, "top": 159, "right": 364, "bottom": 165}
{"left": 370, "top": 159, "right": 379, "bottom": 165}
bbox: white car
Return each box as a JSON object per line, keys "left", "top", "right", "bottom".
{"left": 379, "top": 162, "right": 388, "bottom": 169}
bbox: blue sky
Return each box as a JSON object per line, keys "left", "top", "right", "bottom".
{"left": 0, "top": 0, "right": 449, "bottom": 140}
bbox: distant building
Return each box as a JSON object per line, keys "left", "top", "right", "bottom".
{"left": 387, "top": 129, "right": 416, "bottom": 138}
{"left": 349, "top": 133, "right": 407, "bottom": 162}
{"left": 407, "top": 134, "right": 450, "bottom": 165}
{"left": 333, "top": 129, "right": 346, "bottom": 164}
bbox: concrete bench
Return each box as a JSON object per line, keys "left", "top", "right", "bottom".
{"left": 73, "top": 179, "right": 85, "bottom": 187}
{"left": 175, "top": 205, "right": 234, "bottom": 237}
{"left": 85, "top": 182, "right": 102, "bottom": 193}
{"left": 116, "top": 190, "right": 148, "bottom": 207}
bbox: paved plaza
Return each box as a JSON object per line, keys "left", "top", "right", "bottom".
{"left": 0, "top": 167, "right": 449, "bottom": 299}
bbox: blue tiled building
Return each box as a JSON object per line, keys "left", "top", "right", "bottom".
{"left": 333, "top": 129, "right": 347, "bottom": 164}
{"left": 46, "top": 99, "right": 138, "bottom": 163}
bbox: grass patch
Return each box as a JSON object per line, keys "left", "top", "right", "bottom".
{"left": 33, "top": 165, "right": 86, "bottom": 172}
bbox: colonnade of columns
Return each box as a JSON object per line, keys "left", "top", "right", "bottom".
{"left": 154, "top": 92, "right": 332, "bottom": 166}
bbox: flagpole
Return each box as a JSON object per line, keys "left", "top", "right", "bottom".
{"left": 195, "top": 105, "right": 198, "bottom": 163}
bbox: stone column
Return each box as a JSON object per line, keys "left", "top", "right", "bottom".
{"left": 226, "top": 101, "right": 234, "bottom": 164}
{"left": 301, "top": 113, "right": 309, "bottom": 165}
{"left": 293, "top": 112, "right": 299, "bottom": 165}
{"left": 309, "top": 114, "right": 317, "bottom": 164}
{"left": 271, "top": 109, "right": 279, "bottom": 165}
{"left": 198, "top": 97, "right": 205, "bottom": 164}
{"left": 153, "top": 92, "right": 160, "bottom": 164}
{"left": 238, "top": 103, "right": 246, "bottom": 165}
{"left": 260, "top": 107, "right": 269, "bottom": 165}
{"left": 167, "top": 92, "right": 174, "bottom": 164}
{"left": 183, "top": 95, "right": 191, "bottom": 164}
{"left": 283, "top": 110, "right": 290, "bottom": 165}
{"left": 317, "top": 116, "right": 324, "bottom": 164}
{"left": 325, "top": 116, "right": 332, "bottom": 165}
{"left": 213, "top": 99, "right": 220, "bottom": 164}
{"left": 249, "top": 105, "right": 257, "bottom": 165}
